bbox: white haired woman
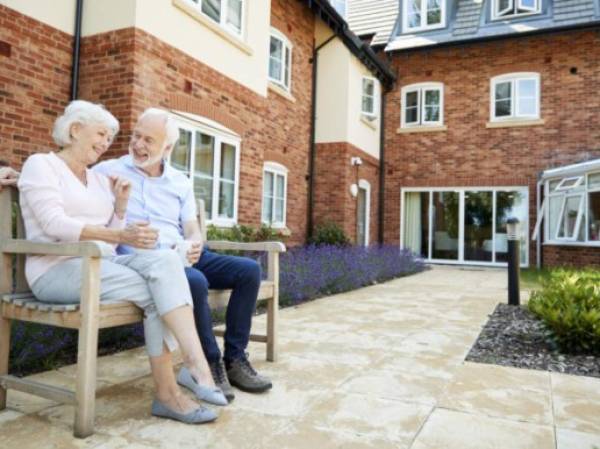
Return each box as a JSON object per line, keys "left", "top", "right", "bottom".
{"left": 17, "top": 100, "right": 226, "bottom": 424}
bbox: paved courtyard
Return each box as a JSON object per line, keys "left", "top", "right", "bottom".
{"left": 1, "top": 266, "right": 599, "bottom": 449}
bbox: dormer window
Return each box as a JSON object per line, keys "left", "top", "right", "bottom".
{"left": 492, "top": 0, "right": 541, "bottom": 20}
{"left": 403, "top": 0, "right": 445, "bottom": 32}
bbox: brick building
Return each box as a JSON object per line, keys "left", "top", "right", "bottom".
{"left": 0, "top": 0, "right": 394, "bottom": 248}
{"left": 347, "top": 0, "right": 600, "bottom": 267}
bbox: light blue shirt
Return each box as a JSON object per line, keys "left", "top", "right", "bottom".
{"left": 93, "top": 155, "right": 196, "bottom": 254}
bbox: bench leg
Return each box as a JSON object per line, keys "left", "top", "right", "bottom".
{"left": 74, "top": 257, "right": 101, "bottom": 438}
{"left": 266, "top": 294, "right": 278, "bottom": 362}
{"left": 0, "top": 316, "right": 10, "bottom": 410}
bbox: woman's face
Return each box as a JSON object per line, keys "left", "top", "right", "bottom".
{"left": 70, "top": 122, "right": 114, "bottom": 165}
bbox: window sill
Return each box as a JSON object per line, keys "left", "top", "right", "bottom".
{"left": 360, "top": 115, "right": 378, "bottom": 130}
{"left": 397, "top": 125, "right": 447, "bottom": 134}
{"left": 543, "top": 241, "right": 600, "bottom": 247}
{"left": 268, "top": 82, "right": 295, "bottom": 103}
{"left": 173, "top": 0, "right": 253, "bottom": 56}
{"left": 486, "top": 118, "right": 545, "bottom": 128}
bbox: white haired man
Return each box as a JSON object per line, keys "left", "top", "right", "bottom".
{"left": 93, "top": 108, "right": 272, "bottom": 401}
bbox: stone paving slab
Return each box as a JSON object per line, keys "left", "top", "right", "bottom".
{"left": 1, "top": 266, "right": 599, "bottom": 448}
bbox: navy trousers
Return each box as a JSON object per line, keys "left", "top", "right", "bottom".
{"left": 185, "top": 248, "right": 261, "bottom": 363}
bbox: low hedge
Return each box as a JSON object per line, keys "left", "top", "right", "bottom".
{"left": 528, "top": 268, "right": 600, "bottom": 355}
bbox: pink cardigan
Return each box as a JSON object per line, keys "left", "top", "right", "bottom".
{"left": 18, "top": 152, "right": 124, "bottom": 286}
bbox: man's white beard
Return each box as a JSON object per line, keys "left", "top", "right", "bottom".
{"left": 129, "top": 148, "right": 164, "bottom": 169}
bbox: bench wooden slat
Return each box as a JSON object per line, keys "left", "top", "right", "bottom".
{"left": 0, "top": 374, "right": 76, "bottom": 405}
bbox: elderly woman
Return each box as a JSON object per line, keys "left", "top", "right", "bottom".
{"left": 18, "top": 100, "right": 226, "bottom": 424}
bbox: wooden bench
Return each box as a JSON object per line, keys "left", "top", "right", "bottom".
{"left": 0, "top": 188, "right": 285, "bottom": 437}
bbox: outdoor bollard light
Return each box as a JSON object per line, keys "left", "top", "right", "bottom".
{"left": 507, "top": 217, "right": 521, "bottom": 306}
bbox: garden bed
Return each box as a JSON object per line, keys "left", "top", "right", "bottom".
{"left": 467, "top": 303, "right": 600, "bottom": 378}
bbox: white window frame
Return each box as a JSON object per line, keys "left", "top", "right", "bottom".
{"left": 543, "top": 171, "right": 600, "bottom": 246}
{"left": 357, "top": 179, "right": 371, "bottom": 246}
{"left": 269, "top": 28, "right": 293, "bottom": 92}
{"left": 361, "top": 76, "right": 378, "bottom": 118}
{"left": 490, "top": 73, "right": 540, "bottom": 122}
{"left": 403, "top": 0, "right": 446, "bottom": 32}
{"left": 261, "top": 162, "right": 288, "bottom": 228}
{"left": 186, "top": 0, "right": 245, "bottom": 37}
{"left": 168, "top": 115, "right": 241, "bottom": 227}
{"left": 492, "top": 0, "right": 541, "bottom": 20}
{"left": 400, "top": 82, "right": 444, "bottom": 128}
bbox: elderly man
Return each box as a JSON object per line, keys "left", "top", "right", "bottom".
{"left": 93, "top": 109, "right": 271, "bottom": 402}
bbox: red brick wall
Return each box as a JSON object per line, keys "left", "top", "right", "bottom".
{"left": 384, "top": 29, "right": 600, "bottom": 266}
{"left": 314, "top": 142, "right": 380, "bottom": 245}
{"left": 0, "top": 5, "right": 72, "bottom": 167}
{"left": 543, "top": 245, "right": 600, "bottom": 268}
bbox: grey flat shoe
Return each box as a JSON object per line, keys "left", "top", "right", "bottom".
{"left": 151, "top": 399, "right": 217, "bottom": 424}
{"left": 177, "top": 366, "right": 228, "bottom": 406}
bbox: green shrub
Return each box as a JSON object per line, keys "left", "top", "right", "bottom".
{"left": 206, "top": 224, "right": 285, "bottom": 243}
{"left": 528, "top": 268, "right": 600, "bottom": 355}
{"left": 309, "top": 222, "right": 350, "bottom": 246}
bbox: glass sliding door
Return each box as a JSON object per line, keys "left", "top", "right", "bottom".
{"left": 403, "top": 192, "right": 430, "bottom": 257}
{"left": 432, "top": 191, "right": 459, "bottom": 260}
{"left": 464, "top": 191, "right": 493, "bottom": 262}
{"left": 402, "top": 187, "right": 529, "bottom": 266}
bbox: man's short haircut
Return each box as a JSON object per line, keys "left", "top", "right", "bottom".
{"left": 52, "top": 100, "right": 119, "bottom": 148}
{"left": 138, "top": 108, "right": 179, "bottom": 150}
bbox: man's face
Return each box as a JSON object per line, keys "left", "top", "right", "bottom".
{"left": 129, "top": 115, "right": 168, "bottom": 169}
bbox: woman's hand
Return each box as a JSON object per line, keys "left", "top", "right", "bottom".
{"left": 186, "top": 241, "right": 203, "bottom": 265}
{"left": 0, "top": 166, "right": 19, "bottom": 190}
{"left": 109, "top": 175, "right": 131, "bottom": 218}
{"left": 120, "top": 222, "right": 159, "bottom": 248}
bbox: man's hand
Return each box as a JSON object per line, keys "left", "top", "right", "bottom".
{"left": 120, "top": 222, "right": 159, "bottom": 248}
{"left": 186, "top": 241, "right": 202, "bottom": 265}
{"left": 109, "top": 175, "right": 131, "bottom": 218}
{"left": 0, "top": 166, "right": 19, "bottom": 190}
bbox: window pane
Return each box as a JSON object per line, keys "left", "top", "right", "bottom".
{"left": 406, "top": 106, "right": 419, "bottom": 123}
{"left": 171, "top": 129, "right": 191, "bottom": 174}
{"left": 495, "top": 99, "right": 511, "bottom": 117}
{"left": 424, "top": 106, "right": 440, "bottom": 122}
{"left": 424, "top": 89, "right": 440, "bottom": 106}
{"left": 408, "top": 0, "right": 422, "bottom": 27}
{"left": 427, "top": 1, "right": 441, "bottom": 26}
{"left": 194, "top": 176, "right": 213, "bottom": 220}
{"left": 549, "top": 179, "right": 561, "bottom": 191}
{"left": 589, "top": 173, "right": 600, "bottom": 190}
{"left": 495, "top": 191, "right": 527, "bottom": 263}
{"left": 432, "top": 191, "right": 459, "bottom": 260}
{"left": 275, "top": 174, "right": 285, "bottom": 199}
{"left": 518, "top": 79, "right": 536, "bottom": 97}
{"left": 262, "top": 196, "right": 273, "bottom": 223}
{"left": 264, "top": 171, "right": 274, "bottom": 196}
{"left": 363, "top": 96, "right": 374, "bottom": 114}
{"left": 589, "top": 191, "right": 600, "bottom": 241}
{"left": 202, "top": 0, "right": 221, "bottom": 22}
{"left": 558, "top": 196, "right": 583, "bottom": 239}
{"left": 269, "top": 37, "right": 283, "bottom": 81}
{"left": 403, "top": 192, "right": 430, "bottom": 258}
{"left": 518, "top": 97, "right": 536, "bottom": 116}
{"left": 518, "top": 0, "right": 536, "bottom": 9}
{"left": 195, "top": 132, "right": 214, "bottom": 176}
{"left": 218, "top": 181, "right": 235, "bottom": 218}
{"left": 226, "top": 0, "right": 242, "bottom": 32}
{"left": 495, "top": 82, "right": 511, "bottom": 100}
{"left": 464, "top": 191, "right": 493, "bottom": 262}
{"left": 363, "top": 78, "right": 374, "bottom": 96}
{"left": 220, "top": 143, "right": 236, "bottom": 181}
{"left": 275, "top": 198, "right": 284, "bottom": 223}
{"left": 497, "top": 0, "right": 512, "bottom": 13}
{"left": 549, "top": 195, "right": 562, "bottom": 239}
{"left": 406, "top": 90, "right": 419, "bottom": 108}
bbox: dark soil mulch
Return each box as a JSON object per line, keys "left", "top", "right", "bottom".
{"left": 466, "top": 303, "right": 600, "bottom": 378}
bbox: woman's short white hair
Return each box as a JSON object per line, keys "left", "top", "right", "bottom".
{"left": 52, "top": 100, "right": 120, "bottom": 147}
{"left": 138, "top": 108, "right": 180, "bottom": 149}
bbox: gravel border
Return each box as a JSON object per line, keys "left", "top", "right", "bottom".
{"left": 466, "top": 303, "right": 600, "bottom": 378}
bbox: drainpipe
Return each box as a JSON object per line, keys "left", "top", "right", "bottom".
{"left": 70, "top": 0, "right": 84, "bottom": 100}
{"left": 306, "top": 34, "right": 336, "bottom": 242}
{"left": 377, "top": 88, "right": 387, "bottom": 245}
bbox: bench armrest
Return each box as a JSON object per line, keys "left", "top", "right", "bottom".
{"left": 205, "top": 240, "right": 286, "bottom": 253}
{"left": 1, "top": 239, "right": 103, "bottom": 257}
